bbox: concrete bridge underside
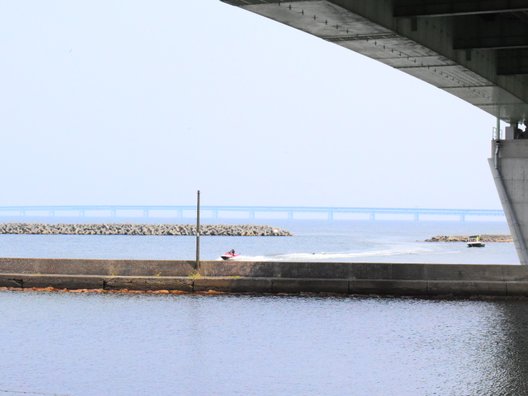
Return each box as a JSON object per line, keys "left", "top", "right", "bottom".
{"left": 222, "top": 0, "right": 528, "bottom": 264}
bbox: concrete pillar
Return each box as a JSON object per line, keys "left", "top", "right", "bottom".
{"left": 489, "top": 140, "right": 528, "bottom": 264}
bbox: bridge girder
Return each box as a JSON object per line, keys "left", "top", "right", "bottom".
{"left": 392, "top": 1, "right": 528, "bottom": 77}
{"left": 454, "top": 15, "right": 528, "bottom": 50}
{"left": 498, "top": 49, "right": 528, "bottom": 75}
{"left": 394, "top": 0, "right": 528, "bottom": 17}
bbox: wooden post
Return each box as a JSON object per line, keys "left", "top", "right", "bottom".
{"left": 196, "top": 190, "right": 200, "bottom": 269}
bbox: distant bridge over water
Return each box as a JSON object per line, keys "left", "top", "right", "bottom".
{"left": 0, "top": 205, "right": 505, "bottom": 222}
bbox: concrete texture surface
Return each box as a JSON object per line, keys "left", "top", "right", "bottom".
{"left": 0, "top": 258, "right": 527, "bottom": 297}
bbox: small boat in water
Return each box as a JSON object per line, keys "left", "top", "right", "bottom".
{"left": 221, "top": 249, "right": 240, "bottom": 260}
{"left": 467, "top": 235, "right": 485, "bottom": 248}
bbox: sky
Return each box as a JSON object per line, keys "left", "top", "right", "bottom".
{"left": 0, "top": 0, "right": 503, "bottom": 209}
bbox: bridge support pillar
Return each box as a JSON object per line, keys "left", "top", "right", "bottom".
{"left": 489, "top": 140, "right": 528, "bottom": 264}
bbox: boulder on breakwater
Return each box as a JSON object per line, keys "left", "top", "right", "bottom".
{"left": 0, "top": 223, "right": 292, "bottom": 237}
{"left": 425, "top": 234, "right": 512, "bottom": 243}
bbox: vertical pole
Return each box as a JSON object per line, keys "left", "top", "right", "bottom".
{"left": 196, "top": 190, "right": 201, "bottom": 269}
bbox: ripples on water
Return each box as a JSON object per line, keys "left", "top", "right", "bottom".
{"left": 1, "top": 292, "right": 528, "bottom": 395}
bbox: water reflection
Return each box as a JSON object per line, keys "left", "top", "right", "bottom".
{"left": 486, "top": 302, "right": 528, "bottom": 396}
{"left": 0, "top": 292, "right": 527, "bottom": 395}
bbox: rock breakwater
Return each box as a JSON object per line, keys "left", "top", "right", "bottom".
{"left": 425, "top": 234, "right": 512, "bottom": 243}
{"left": 0, "top": 223, "right": 292, "bottom": 237}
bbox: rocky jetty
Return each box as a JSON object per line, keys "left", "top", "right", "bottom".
{"left": 0, "top": 223, "right": 292, "bottom": 237}
{"left": 425, "top": 234, "right": 512, "bottom": 243}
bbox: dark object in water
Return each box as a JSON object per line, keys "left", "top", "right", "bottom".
{"left": 467, "top": 235, "right": 485, "bottom": 248}
{"left": 221, "top": 250, "right": 240, "bottom": 260}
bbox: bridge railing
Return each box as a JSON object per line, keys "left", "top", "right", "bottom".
{"left": 0, "top": 205, "right": 506, "bottom": 222}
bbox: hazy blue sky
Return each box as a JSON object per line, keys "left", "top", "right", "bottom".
{"left": 0, "top": 0, "right": 501, "bottom": 209}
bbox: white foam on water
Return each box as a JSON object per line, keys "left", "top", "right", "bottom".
{"left": 218, "top": 246, "right": 435, "bottom": 262}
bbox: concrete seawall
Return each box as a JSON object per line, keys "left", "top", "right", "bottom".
{"left": 1, "top": 258, "right": 528, "bottom": 297}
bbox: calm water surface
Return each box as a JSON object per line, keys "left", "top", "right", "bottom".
{"left": 1, "top": 292, "right": 528, "bottom": 395}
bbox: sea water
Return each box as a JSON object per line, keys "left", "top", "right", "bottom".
{"left": 2, "top": 293, "right": 528, "bottom": 395}
{"left": 0, "top": 219, "right": 518, "bottom": 264}
{"left": 0, "top": 219, "right": 525, "bottom": 396}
